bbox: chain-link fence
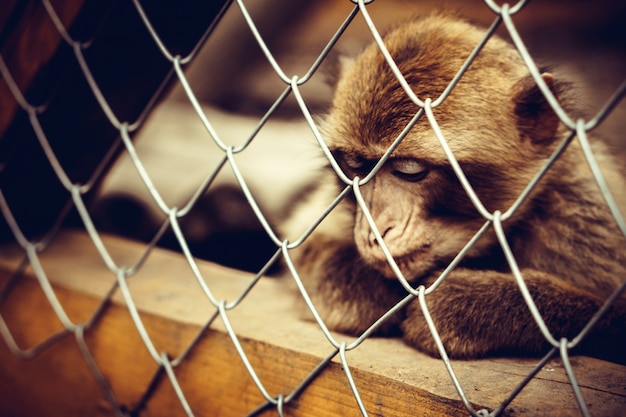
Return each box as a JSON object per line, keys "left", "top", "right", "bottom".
{"left": 1, "top": 0, "right": 625, "bottom": 416}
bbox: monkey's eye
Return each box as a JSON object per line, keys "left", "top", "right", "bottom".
{"left": 338, "top": 153, "right": 375, "bottom": 177}
{"left": 390, "top": 158, "right": 428, "bottom": 182}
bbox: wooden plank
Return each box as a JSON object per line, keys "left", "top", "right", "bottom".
{"left": 0, "top": 230, "right": 625, "bottom": 416}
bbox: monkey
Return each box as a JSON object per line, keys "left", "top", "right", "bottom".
{"left": 281, "top": 13, "right": 626, "bottom": 364}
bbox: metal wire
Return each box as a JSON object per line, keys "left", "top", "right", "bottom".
{"left": 0, "top": 0, "right": 624, "bottom": 416}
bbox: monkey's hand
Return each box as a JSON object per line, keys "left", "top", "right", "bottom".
{"left": 401, "top": 268, "right": 626, "bottom": 364}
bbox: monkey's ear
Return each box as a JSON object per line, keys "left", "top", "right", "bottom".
{"left": 512, "top": 73, "right": 561, "bottom": 145}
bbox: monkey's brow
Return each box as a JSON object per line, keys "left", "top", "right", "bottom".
{"left": 329, "top": 148, "right": 371, "bottom": 161}
{"left": 332, "top": 148, "right": 439, "bottom": 168}
{"left": 331, "top": 148, "right": 390, "bottom": 160}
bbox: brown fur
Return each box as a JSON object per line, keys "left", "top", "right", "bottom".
{"left": 283, "top": 13, "right": 626, "bottom": 364}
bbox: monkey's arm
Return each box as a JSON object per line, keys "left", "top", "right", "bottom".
{"left": 289, "top": 236, "right": 407, "bottom": 336}
{"left": 401, "top": 268, "right": 626, "bottom": 364}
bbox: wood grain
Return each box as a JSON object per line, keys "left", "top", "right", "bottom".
{"left": 0, "top": 230, "right": 624, "bottom": 416}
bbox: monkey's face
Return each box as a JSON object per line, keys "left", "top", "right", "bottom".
{"left": 333, "top": 147, "right": 504, "bottom": 281}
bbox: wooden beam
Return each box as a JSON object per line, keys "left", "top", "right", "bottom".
{"left": 0, "top": 230, "right": 624, "bottom": 416}
{"left": 0, "top": 0, "right": 85, "bottom": 138}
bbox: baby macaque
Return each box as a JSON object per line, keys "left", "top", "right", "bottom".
{"left": 282, "top": 13, "right": 626, "bottom": 363}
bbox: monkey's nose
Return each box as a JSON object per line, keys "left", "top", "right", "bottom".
{"left": 369, "top": 227, "right": 391, "bottom": 247}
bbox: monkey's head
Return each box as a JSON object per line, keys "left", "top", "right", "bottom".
{"left": 322, "top": 14, "right": 565, "bottom": 281}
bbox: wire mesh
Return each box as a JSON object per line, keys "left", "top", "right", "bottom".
{"left": 1, "top": 1, "right": 625, "bottom": 416}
